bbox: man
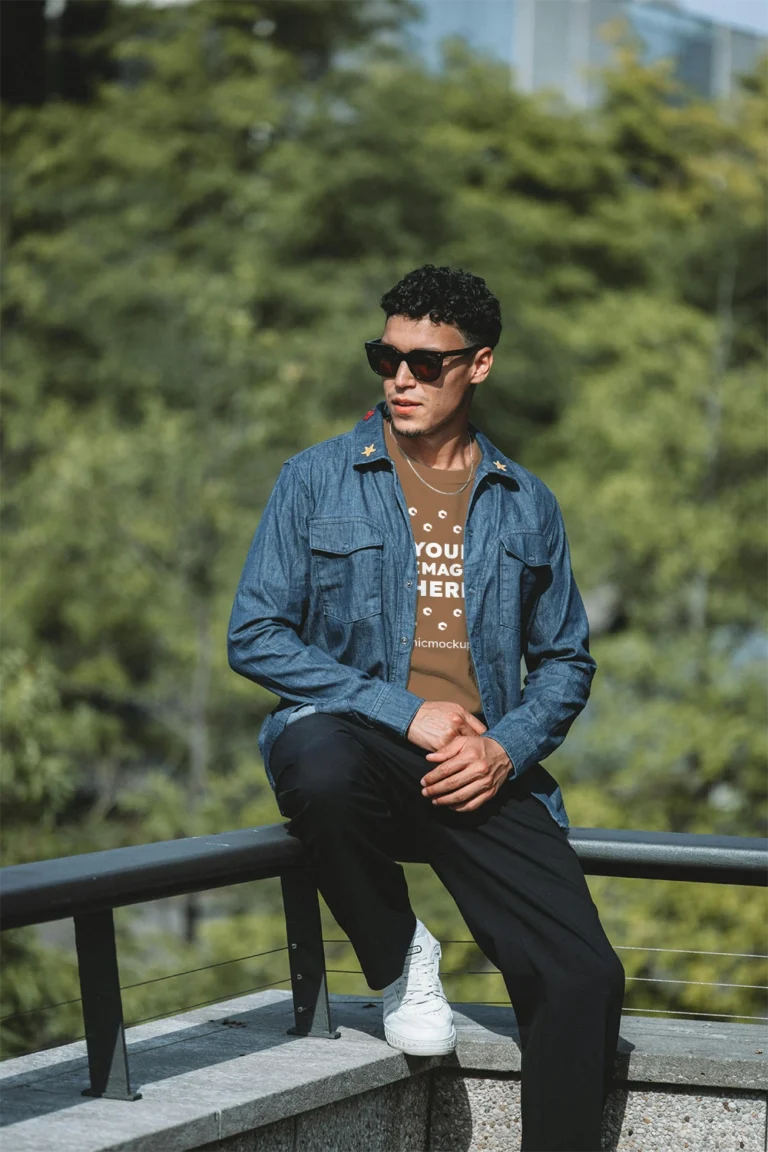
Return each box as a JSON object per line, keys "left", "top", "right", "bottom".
{"left": 228, "top": 264, "right": 624, "bottom": 1152}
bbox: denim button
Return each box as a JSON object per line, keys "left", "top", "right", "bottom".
{"left": 405, "top": 580, "right": 413, "bottom": 587}
{"left": 400, "top": 636, "right": 408, "bottom": 644}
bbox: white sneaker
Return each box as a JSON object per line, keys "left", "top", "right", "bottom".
{"left": 382, "top": 920, "right": 457, "bottom": 1056}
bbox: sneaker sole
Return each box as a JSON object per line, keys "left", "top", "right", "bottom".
{"left": 383, "top": 1022, "right": 457, "bottom": 1056}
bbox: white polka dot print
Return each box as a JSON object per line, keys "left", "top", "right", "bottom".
{"left": 388, "top": 431, "right": 479, "bottom": 713}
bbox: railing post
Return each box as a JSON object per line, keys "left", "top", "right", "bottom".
{"left": 280, "top": 868, "right": 340, "bottom": 1039}
{"left": 74, "top": 909, "right": 141, "bottom": 1100}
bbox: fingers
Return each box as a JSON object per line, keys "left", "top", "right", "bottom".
{"left": 410, "top": 703, "right": 486, "bottom": 756}
{"left": 429, "top": 776, "right": 493, "bottom": 808}
{"left": 446, "top": 789, "right": 495, "bottom": 812}
{"left": 425, "top": 759, "right": 488, "bottom": 796}
{"left": 462, "top": 712, "right": 487, "bottom": 736}
{"left": 425, "top": 734, "right": 465, "bottom": 761}
{"left": 425, "top": 769, "right": 476, "bottom": 799}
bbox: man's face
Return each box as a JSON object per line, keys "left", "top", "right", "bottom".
{"left": 380, "top": 314, "right": 493, "bottom": 439}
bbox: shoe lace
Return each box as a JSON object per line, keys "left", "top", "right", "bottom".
{"left": 398, "top": 944, "right": 448, "bottom": 1008}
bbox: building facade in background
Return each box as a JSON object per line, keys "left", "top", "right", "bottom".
{"left": 410, "top": 0, "right": 767, "bottom": 105}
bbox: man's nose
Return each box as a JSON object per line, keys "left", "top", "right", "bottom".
{"left": 395, "top": 359, "right": 415, "bottom": 386}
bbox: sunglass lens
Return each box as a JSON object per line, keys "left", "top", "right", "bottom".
{"left": 409, "top": 354, "right": 441, "bottom": 383}
{"left": 367, "top": 345, "right": 399, "bottom": 377}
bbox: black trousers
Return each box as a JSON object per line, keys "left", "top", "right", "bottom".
{"left": 270, "top": 712, "right": 625, "bottom": 1152}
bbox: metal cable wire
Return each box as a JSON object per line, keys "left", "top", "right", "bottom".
{"left": 121, "top": 945, "right": 289, "bottom": 992}
{"left": 332, "top": 939, "right": 475, "bottom": 944}
{"left": 21, "top": 976, "right": 296, "bottom": 1070}
{"left": 5, "top": 940, "right": 765, "bottom": 1031}
{"left": 325, "top": 968, "right": 511, "bottom": 975}
{"left": 124, "top": 975, "right": 294, "bottom": 1030}
{"left": 0, "top": 945, "right": 290, "bottom": 1025}
{"left": 625, "top": 976, "right": 767, "bottom": 990}
{"left": 0, "top": 996, "right": 82, "bottom": 1024}
{"left": 471, "top": 1003, "right": 768, "bottom": 1022}
{"left": 327, "top": 998, "right": 768, "bottom": 1023}
{"left": 17, "top": 976, "right": 295, "bottom": 1059}
{"left": 325, "top": 969, "right": 767, "bottom": 990}
{"left": 8, "top": 940, "right": 762, "bottom": 1027}
{"left": 620, "top": 1006, "right": 768, "bottom": 1022}
{"left": 324, "top": 940, "right": 768, "bottom": 960}
{"left": 13, "top": 976, "right": 768, "bottom": 1062}
{"left": 616, "top": 945, "right": 768, "bottom": 960}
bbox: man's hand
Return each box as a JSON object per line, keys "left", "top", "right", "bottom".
{"left": 406, "top": 701, "right": 487, "bottom": 753}
{"left": 420, "top": 734, "right": 513, "bottom": 813}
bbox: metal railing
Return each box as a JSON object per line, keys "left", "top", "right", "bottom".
{"left": 1, "top": 824, "right": 765, "bottom": 1102}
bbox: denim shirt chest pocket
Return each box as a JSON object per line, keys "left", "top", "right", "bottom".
{"left": 499, "top": 530, "right": 553, "bottom": 632}
{"left": 309, "top": 517, "right": 384, "bottom": 623}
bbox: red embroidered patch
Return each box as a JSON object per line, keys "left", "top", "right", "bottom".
{"left": 363, "top": 408, "right": 375, "bottom": 421}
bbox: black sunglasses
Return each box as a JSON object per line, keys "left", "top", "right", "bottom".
{"left": 365, "top": 338, "right": 484, "bottom": 384}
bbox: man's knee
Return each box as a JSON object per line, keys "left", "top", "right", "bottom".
{"left": 551, "top": 945, "right": 625, "bottom": 1008}
{"left": 271, "top": 713, "right": 367, "bottom": 808}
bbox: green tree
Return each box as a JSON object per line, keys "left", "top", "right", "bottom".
{"left": 1, "top": 1, "right": 765, "bottom": 1054}
{"left": 0, "top": 648, "right": 115, "bottom": 1055}
{"left": 536, "top": 54, "right": 768, "bottom": 1023}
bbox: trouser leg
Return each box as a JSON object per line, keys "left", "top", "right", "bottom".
{"left": 422, "top": 789, "right": 625, "bottom": 1152}
{"left": 270, "top": 711, "right": 624, "bottom": 1150}
{"left": 269, "top": 712, "right": 422, "bottom": 989}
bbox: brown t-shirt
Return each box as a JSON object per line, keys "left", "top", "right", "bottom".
{"left": 385, "top": 417, "right": 482, "bottom": 714}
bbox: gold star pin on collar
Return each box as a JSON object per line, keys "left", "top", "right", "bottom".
{"left": 361, "top": 444, "right": 376, "bottom": 457}
{"left": 493, "top": 460, "right": 507, "bottom": 471}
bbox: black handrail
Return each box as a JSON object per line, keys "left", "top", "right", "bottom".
{"left": 0, "top": 825, "right": 304, "bottom": 931}
{"left": 1, "top": 825, "right": 765, "bottom": 1102}
{"left": 557, "top": 826, "right": 767, "bottom": 886}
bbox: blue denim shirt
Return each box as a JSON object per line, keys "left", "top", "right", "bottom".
{"left": 227, "top": 399, "right": 596, "bottom": 830}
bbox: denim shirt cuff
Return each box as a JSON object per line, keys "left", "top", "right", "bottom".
{"left": 483, "top": 716, "right": 540, "bottom": 781}
{"left": 368, "top": 683, "right": 425, "bottom": 738}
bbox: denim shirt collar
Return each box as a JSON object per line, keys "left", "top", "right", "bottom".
{"left": 352, "top": 399, "right": 519, "bottom": 489}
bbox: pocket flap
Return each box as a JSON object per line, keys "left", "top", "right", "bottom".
{"left": 500, "top": 530, "right": 550, "bottom": 567}
{"left": 309, "top": 518, "right": 384, "bottom": 556}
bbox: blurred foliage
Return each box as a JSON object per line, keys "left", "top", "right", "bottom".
{"left": 0, "top": 0, "right": 765, "bottom": 1057}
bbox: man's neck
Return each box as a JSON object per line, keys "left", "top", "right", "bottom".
{"left": 385, "top": 412, "right": 474, "bottom": 471}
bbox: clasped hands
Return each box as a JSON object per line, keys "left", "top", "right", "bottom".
{"left": 405, "top": 700, "right": 513, "bottom": 813}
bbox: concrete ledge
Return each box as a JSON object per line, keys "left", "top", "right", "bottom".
{"left": 1, "top": 990, "right": 766, "bottom": 1151}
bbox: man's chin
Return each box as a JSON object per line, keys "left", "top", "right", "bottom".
{"left": 390, "top": 414, "right": 426, "bottom": 438}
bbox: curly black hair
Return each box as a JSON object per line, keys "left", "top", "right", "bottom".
{"left": 380, "top": 264, "right": 502, "bottom": 349}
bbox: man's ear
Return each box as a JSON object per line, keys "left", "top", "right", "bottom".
{"left": 471, "top": 347, "right": 494, "bottom": 384}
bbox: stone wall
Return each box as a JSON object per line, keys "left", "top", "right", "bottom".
{"left": 196, "top": 1071, "right": 766, "bottom": 1152}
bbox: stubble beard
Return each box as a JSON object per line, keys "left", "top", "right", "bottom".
{"left": 385, "top": 405, "right": 467, "bottom": 442}
{"left": 384, "top": 376, "right": 474, "bottom": 429}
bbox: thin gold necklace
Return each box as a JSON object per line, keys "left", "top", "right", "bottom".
{"left": 387, "top": 418, "right": 477, "bottom": 496}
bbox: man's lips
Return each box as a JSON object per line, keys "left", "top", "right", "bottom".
{"left": 391, "top": 399, "right": 421, "bottom": 408}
